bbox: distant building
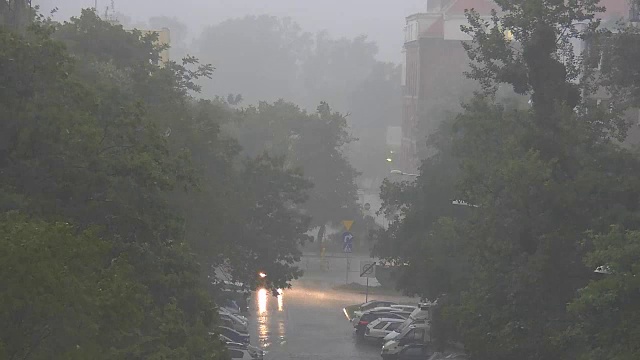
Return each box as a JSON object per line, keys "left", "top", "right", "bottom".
{"left": 399, "top": 0, "right": 637, "bottom": 170}
{"left": 136, "top": 28, "right": 171, "bottom": 66}
{"left": 400, "top": 0, "right": 495, "bottom": 172}
{"left": 386, "top": 126, "right": 402, "bottom": 149}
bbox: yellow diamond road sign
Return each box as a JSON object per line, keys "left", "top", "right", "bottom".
{"left": 342, "top": 220, "right": 354, "bottom": 231}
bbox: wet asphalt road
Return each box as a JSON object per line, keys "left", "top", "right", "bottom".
{"left": 245, "top": 255, "right": 418, "bottom": 360}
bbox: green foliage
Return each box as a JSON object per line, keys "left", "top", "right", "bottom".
{"left": 376, "top": 2, "right": 640, "bottom": 359}
{"left": 0, "top": 7, "right": 332, "bottom": 358}
{"left": 0, "top": 213, "right": 146, "bottom": 360}
{"left": 566, "top": 227, "right": 640, "bottom": 360}
{"left": 196, "top": 15, "right": 312, "bottom": 104}
{"left": 195, "top": 15, "right": 400, "bottom": 181}
{"left": 219, "top": 154, "right": 313, "bottom": 293}
{"left": 228, "top": 100, "right": 360, "bottom": 229}
{"left": 374, "top": 119, "right": 469, "bottom": 299}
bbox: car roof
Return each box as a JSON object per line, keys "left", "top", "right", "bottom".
{"left": 218, "top": 326, "right": 245, "bottom": 335}
{"left": 225, "top": 342, "right": 247, "bottom": 348}
{"left": 365, "top": 306, "right": 407, "bottom": 313}
{"left": 363, "top": 312, "right": 406, "bottom": 319}
{"left": 373, "top": 317, "right": 406, "bottom": 324}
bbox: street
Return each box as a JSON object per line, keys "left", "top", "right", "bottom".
{"left": 246, "top": 255, "right": 418, "bottom": 360}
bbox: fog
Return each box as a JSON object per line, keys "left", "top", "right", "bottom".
{"left": 4, "top": 1, "right": 640, "bottom": 359}
{"left": 35, "top": 0, "right": 428, "bottom": 62}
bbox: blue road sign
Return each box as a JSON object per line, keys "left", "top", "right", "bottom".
{"left": 343, "top": 232, "right": 354, "bottom": 253}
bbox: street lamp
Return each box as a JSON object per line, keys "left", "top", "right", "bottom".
{"left": 390, "top": 170, "right": 419, "bottom": 177}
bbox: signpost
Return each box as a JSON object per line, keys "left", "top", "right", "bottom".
{"left": 342, "top": 232, "right": 354, "bottom": 253}
{"left": 342, "top": 220, "right": 354, "bottom": 231}
{"left": 342, "top": 220, "right": 354, "bottom": 284}
{"left": 343, "top": 231, "right": 353, "bottom": 283}
{"left": 360, "top": 261, "right": 376, "bottom": 302}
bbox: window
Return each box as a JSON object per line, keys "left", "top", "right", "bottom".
{"left": 228, "top": 349, "right": 244, "bottom": 359}
{"left": 388, "top": 322, "right": 401, "bottom": 331}
{"left": 373, "top": 322, "right": 386, "bottom": 329}
{"left": 402, "top": 346, "right": 424, "bottom": 356}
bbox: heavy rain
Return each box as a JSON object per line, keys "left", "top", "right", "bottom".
{"left": 2, "top": 1, "right": 640, "bottom": 359}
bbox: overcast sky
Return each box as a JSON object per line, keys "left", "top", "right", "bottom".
{"left": 34, "top": 0, "right": 428, "bottom": 62}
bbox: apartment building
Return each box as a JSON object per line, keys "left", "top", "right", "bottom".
{"left": 399, "top": 0, "right": 636, "bottom": 171}
{"left": 400, "top": 0, "right": 495, "bottom": 172}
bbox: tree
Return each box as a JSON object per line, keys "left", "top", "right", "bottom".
{"left": 219, "top": 154, "right": 313, "bottom": 293}
{"left": 0, "top": 18, "right": 225, "bottom": 358}
{"left": 0, "top": 0, "right": 34, "bottom": 30}
{"left": 196, "top": 15, "right": 312, "bottom": 104}
{"left": 373, "top": 119, "right": 469, "bottom": 300}
{"left": 299, "top": 32, "right": 379, "bottom": 111}
{"left": 228, "top": 100, "right": 360, "bottom": 241}
{"left": 446, "top": 1, "right": 640, "bottom": 359}
{"left": 567, "top": 227, "right": 640, "bottom": 360}
{"left": 374, "top": 1, "right": 640, "bottom": 358}
{"left": 0, "top": 213, "right": 149, "bottom": 360}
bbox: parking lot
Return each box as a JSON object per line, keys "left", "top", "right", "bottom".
{"left": 242, "top": 254, "right": 419, "bottom": 359}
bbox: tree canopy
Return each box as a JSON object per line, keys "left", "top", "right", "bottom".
{"left": 0, "top": 7, "right": 360, "bottom": 358}
{"left": 374, "top": 1, "right": 640, "bottom": 359}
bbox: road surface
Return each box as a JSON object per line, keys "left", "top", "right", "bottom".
{"left": 246, "top": 259, "right": 418, "bottom": 360}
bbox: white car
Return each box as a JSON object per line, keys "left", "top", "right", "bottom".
{"left": 224, "top": 340, "right": 265, "bottom": 359}
{"left": 352, "top": 306, "right": 409, "bottom": 326}
{"left": 220, "top": 313, "right": 248, "bottom": 333}
{"left": 220, "top": 307, "right": 249, "bottom": 324}
{"left": 390, "top": 304, "right": 418, "bottom": 312}
{"left": 364, "top": 318, "right": 405, "bottom": 341}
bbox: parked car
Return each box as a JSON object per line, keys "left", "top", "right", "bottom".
{"left": 355, "top": 311, "right": 407, "bottom": 336}
{"left": 352, "top": 307, "right": 410, "bottom": 327}
{"left": 364, "top": 318, "right": 405, "bottom": 341}
{"left": 390, "top": 304, "right": 418, "bottom": 312}
{"left": 395, "top": 343, "right": 433, "bottom": 360}
{"left": 384, "top": 303, "right": 433, "bottom": 342}
{"left": 225, "top": 342, "right": 265, "bottom": 360}
{"left": 343, "top": 300, "right": 398, "bottom": 320}
{"left": 381, "top": 323, "right": 430, "bottom": 359}
{"left": 218, "top": 326, "right": 250, "bottom": 344}
{"left": 220, "top": 312, "right": 248, "bottom": 332}
{"left": 220, "top": 307, "right": 249, "bottom": 324}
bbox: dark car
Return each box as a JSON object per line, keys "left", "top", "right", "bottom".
{"left": 218, "top": 326, "right": 250, "bottom": 344}
{"left": 355, "top": 312, "right": 407, "bottom": 336}
{"left": 396, "top": 343, "right": 433, "bottom": 360}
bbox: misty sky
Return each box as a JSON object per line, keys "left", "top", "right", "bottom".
{"left": 35, "top": 0, "right": 428, "bottom": 62}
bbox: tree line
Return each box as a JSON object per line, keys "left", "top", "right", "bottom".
{"left": 0, "top": 6, "right": 360, "bottom": 359}
{"left": 374, "top": 1, "right": 640, "bottom": 359}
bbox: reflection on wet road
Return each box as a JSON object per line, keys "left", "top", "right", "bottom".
{"left": 248, "top": 281, "right": 416, "bottom": 360}
{"left": 256, "top": 288, "right": 286, "bottom": 349}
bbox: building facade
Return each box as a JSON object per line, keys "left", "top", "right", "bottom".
{"left": 399, "top": 0, "right": 636, "bottom": 172}
{"left": 400, "top": 0, "right": 495, "bottom": 172}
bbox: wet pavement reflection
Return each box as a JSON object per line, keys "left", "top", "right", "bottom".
{"left": 247, "top": 280, "right": 417, "bottom": 360}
